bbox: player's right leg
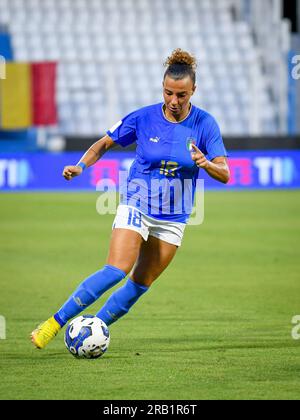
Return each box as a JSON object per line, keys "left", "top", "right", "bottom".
{"left": 31, "top": 229, "right": 143, "bottom": 349}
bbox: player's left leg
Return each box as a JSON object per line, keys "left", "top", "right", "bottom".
{"left": 96, "top": 236, "right": 178, "bottom": 325}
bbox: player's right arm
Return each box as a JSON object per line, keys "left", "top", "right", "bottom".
{"left": 62, "top": 135, "right": 116, "bottom": 181}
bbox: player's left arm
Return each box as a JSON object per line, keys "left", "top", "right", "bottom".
{"left": 191, "top": 144, "right": 230, "bottom": 184}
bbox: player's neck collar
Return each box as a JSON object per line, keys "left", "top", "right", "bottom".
{"left": 161, "top": 103, "right": 193, "bottom": 124}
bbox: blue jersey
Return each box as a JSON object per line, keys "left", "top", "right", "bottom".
{"left": 107, "top": 103, "right": 227, "bottom": 223}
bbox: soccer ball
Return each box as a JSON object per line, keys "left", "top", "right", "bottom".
{"left": 64, "top": 315, "right": 110, "bottom": 359}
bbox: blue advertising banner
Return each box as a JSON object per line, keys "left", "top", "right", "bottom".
{"left": 0, "top": 150, "right": 299, "bottom": 191}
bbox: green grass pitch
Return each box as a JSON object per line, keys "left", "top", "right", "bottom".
{"left": 0, "top": 191, "right": 300, "bottom": 400}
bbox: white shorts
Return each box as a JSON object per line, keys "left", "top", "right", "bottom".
{"left": 112, "top": 205, "right": 186, "bottom": 247}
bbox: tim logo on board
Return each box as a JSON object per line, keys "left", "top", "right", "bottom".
{"left": 253, "top": 157, "right": 298, "bottom": 187}
{"left": 0, "top": 159, "right": 32, "bottom": 189}
{"left": 228, "top": 155, "right": 299, "bottom": 188}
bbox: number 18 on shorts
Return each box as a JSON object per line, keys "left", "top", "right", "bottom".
{"left": 112, "top": 205, "right": 186, "bottom": 247}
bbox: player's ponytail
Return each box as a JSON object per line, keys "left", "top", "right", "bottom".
{"left": 164, "top": 49, "right": 197, "bottom": 85}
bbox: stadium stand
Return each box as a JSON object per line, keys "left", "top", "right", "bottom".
{"left": 0, "top": 0, "right": 292, "bottom": 137}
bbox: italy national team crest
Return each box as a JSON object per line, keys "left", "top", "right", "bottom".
{"left": 186, "top": 137, "right": 196, "bottom": 152}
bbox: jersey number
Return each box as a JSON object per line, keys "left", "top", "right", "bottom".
{"left": 127, "top": 208, "right": 142, "bottom": 228}
{"left": 160, "top": 160, "right": 179, "bottom": 177}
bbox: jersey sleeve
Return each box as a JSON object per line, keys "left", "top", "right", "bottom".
{"left": 107, "top": 111, "right": 137, "bottom": 148}
{"left": 203, "top": 116, "right": 228, "bottom": 161}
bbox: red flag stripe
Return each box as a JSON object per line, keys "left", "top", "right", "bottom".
{"left": 31, "top": 62, "right": 58, "bottom": 126}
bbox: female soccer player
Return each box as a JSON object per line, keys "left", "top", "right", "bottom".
{"left": 31, "top": 49, "right": 230, "bottom": 349}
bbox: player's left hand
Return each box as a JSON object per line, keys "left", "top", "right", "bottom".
{"left": 190, "top": 144, "right": 209, "bottom": 169}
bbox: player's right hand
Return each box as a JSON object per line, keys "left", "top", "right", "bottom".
{"left": 62, "top": 165, "right": 82, "bottom": 181}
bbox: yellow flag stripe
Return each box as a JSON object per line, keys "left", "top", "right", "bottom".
{"left": 0, "top": 62, "right": 32, "bottom": 129}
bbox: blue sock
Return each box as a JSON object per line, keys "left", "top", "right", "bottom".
{"left": 96, "top": 278, "right": 149, "bottom": 326}
{"left": 54, "top": 265, "right": 126, "bottom": 327}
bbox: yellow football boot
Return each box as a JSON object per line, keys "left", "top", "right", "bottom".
{"left": 31, "top": 316, "right": 61, "bottom": 349}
